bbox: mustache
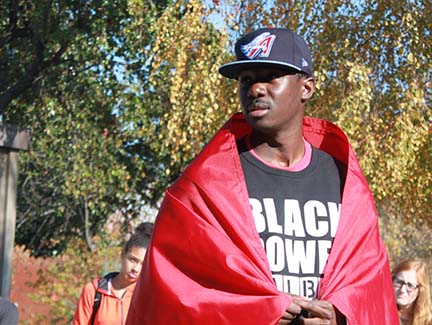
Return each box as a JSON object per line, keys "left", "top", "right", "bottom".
{"left": 246, "top": 99, "right": 271, "bottom": 110}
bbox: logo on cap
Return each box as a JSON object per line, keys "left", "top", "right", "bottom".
{"left": 240, "top": 32, "right": 276, "bottom": 60}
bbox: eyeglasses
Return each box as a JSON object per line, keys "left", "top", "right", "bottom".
{"left": 393, "top": 279, "right": 420, "bottom": 292}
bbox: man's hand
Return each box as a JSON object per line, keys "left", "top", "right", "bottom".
{"left": 277, "top": 295, "right": 309, "bottom": 325}
{"left": 278, "top": 297, "right": 346, "bottom": 325}
{"left": 277, "top": 297, "right": 303, "bottom": 325}
{"left": 295, "top": 299, "right": 345, "bottom": 325}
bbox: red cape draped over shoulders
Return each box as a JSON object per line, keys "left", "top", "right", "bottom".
{"left": 126, "top": 113, "right": 399, "bottom": 325}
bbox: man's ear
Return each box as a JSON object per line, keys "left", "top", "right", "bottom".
{"left": 302, "top": 76, "right": 315, "bottom": 101}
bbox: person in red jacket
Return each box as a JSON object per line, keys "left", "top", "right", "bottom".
{"left": 73, "top": 222, "right": 152, "bottom": 325}
{"left": 127, "top": 27, "right": 398, "bottom": 324}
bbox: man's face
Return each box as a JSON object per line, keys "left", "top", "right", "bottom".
{"left": 238, "top": 68, "right": 312, "bottom": 135}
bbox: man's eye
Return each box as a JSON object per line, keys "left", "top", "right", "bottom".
{"left": 239, "top": 77, "right": 252, "bottom": 85}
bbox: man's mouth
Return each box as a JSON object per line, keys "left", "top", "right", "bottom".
{"left": 246, "top": 99, "right": 270, "bottom": 117}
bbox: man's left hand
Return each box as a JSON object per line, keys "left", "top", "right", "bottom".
{"left": 295, "top": 299, "right": 345, "bottom": 325}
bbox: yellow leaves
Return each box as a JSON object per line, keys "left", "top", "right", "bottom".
{"left": 407, "top": 52, "right": 414, "bottom": 65}
{"left": 402, "top": 11, "right": 412, "bottom": 24}
{"left": 315, "top": 69, "right": 327, "bottom": 91}
{"left": 147, "top": 0, "right": 232, "bottom": 170}
{"left": 335, "top": 62, "right": 373, "bottom": 144}
{"left": 343, "top": 38, "right": 349, "bottom": 49}
{"left": 127, "top": 0, "right": 146, "bottom": 16}
{"left": 354, "top": 77, "right": 431, "bottom": 218}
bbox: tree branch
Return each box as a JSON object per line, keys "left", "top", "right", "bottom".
{"left": 0, "top": 43, "right": 67, "bottom": 115}
{"left": 83, "top": 196, "right": 94, "bottom": 252}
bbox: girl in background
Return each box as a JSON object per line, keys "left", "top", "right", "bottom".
{"left": 392, "top": 259, "right": 432, "bottom": 325}
{"left": 73, "top": 222, "right": 153, "bottom": 325}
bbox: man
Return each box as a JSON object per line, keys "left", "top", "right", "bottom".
{"left": 127, "top": 28, "right": 398, "bottom": 324}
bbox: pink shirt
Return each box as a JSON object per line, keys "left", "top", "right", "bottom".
{"left": 246, "top": 137, "right": 312, "bottom": 172}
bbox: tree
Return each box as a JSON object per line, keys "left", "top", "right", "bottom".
{"left": 122, "top": 0, "right": 234, "bottom": 186}
{"left": 1, "top": 0, "right": 172, "bottom": 256}
{"left": 2, "top": 0, "right": 430, "bottom": 257}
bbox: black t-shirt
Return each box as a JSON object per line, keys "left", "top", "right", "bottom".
{"left": 238, "top": 138, "right": 346, "bottom": 298}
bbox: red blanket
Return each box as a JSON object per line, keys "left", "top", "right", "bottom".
{"left": 127, "top": 114, "right": 398, "bottom": 324}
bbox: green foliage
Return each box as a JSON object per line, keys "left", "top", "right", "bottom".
{"left": 14, "top": 90, "right": 131, "bottom": 255}
{"left": 1, "top": 0, "right": 171, "bottom": 256}
{"left": 1, "top": 0, "right": 129, "bottom": 113}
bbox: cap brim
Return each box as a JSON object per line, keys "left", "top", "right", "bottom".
{"left": 218, "top": 60, "right": 302, "bottom": 79}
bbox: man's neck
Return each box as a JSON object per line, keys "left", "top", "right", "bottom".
{"left": 248, "top": 131, "right": 305, "bottom": 168}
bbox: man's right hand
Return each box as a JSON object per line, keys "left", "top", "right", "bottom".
{"left": 277, "top": 295, "right": 307, "bottom": 324}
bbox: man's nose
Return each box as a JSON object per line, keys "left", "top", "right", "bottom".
{"left": 248, "top": 81, "right": 267, "bottom": 98}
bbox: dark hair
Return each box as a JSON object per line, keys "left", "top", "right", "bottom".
{"left": 124, "top": 222, "right": 154, "bottom": 254}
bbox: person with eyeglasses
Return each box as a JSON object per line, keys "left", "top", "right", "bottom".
{"left": 392, "top": 259, "right": 432, "bottom": 325}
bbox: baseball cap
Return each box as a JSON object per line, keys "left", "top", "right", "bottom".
{"left": 218, "top": 27, "right": 313, "bottom": 79}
